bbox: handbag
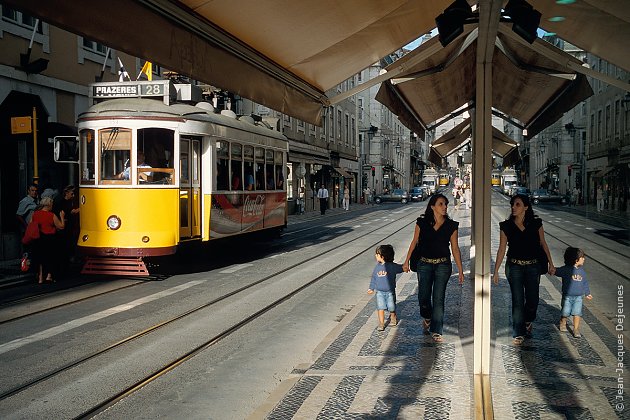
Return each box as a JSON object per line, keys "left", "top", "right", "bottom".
{"left": 22, "top": 220, "right": 40, "bottom": 245}
{"left": 538, "top": 246, "right": 549, "bottom": 275}
{"left": 409, "top": 244, "right": 421, "bottom": 272}
{"left": 20, "top": 253, "right": 30, "bottom": 272}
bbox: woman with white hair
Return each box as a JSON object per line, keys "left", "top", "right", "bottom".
{"left": 30, "top": 196, "right": 65, "bottom": 283}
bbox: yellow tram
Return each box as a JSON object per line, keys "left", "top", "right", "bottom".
{"left": 491, "top": 169, "right": 501, "bottom": 187}
{"left": 438, "top": 169, "right": 450, "bottom": 186}
{"left": 68, "top": 80, "right": 288, "bottom": 274}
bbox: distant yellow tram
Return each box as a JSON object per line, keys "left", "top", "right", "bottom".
{"left": 67, "top": 80, "right": 288, "bottom": 274}
{"left": 438, "top": 169, "right": 450, "bottom": 186}
{"left": 491, "top": 169, "right": 501, "bottom": 186}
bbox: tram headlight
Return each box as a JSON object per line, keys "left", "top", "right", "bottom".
{"left": 107, "top": 215, "right": 122, "bottom": 230}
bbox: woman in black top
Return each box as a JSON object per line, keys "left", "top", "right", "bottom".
{"left": 403, "top": 193, "right": 464, "bottom": 342}
{"left": 493, "top": 194, "right": 555, "bottom": 345}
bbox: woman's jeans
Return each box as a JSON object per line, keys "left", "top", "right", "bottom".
{"left": 506, "top": 263, "right": 540, "bottom": 337}
{"left": 417, "top": 261, "right": 452, "bottom": 335}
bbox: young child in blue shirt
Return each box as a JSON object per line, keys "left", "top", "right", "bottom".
{"left": 553, "top": 247, "right": 593, "bottom": 338}
{"left": 367, "top": 244, "right": 404, "bottom": 331}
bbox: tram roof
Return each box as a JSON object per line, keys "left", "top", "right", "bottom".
{"left": 78, "top": 98, "right": 287, "bottom": 141}
{"left": 7, "top": 0, "right": 630, "bottom": 130}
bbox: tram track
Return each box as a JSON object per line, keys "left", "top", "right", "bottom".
{"left": 0, "top": 205, "right": 409, "bottom": 324}
{"left": 0, "top": 209, "right": 418, "bottom": 416}
{"left": 542, "top": 223, "right": 629, "bottom": 281}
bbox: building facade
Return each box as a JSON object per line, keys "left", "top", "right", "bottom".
{"left": 528, "top": 36, "right": 630, "bottom": 211}
{"left": 0, "top": 5, "right": 163, "bottom": 260}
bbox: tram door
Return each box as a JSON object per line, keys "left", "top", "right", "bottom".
{"left": 179, "top": 136, "right": 201, "bottom": 238}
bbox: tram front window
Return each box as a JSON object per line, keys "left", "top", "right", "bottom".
{"left": 99, "top": 128, "right": 131, "bottom": 183}
{"left": 80, "top": 129, "right": 95, "bottom": 185}
{"left": 137, "top": 128, "right": 174, "bottom": 184}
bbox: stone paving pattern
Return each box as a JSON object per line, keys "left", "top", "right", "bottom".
{"left": 261, "top": 211, "right": 629, "bottom": 419}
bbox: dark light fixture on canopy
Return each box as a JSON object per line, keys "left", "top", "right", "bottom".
{"left": 436, "top": 0, "right": 542, "bottom": 48}
{"left": 435, "top": 0, "right": 475, "bottom": 47}
{"left": 503, "top": 0, "right": 542, "bottom": 44}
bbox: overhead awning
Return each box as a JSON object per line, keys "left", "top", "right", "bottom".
{"left": 333, "top": 167, "right": 353, "bottom": 179}
{"left": 428, "top": 117, "right": 518, "bottom": 161}
{"left": 530, "top": 0, "right": 630, "bottom": 73}
{"left": 7, "top": 0, "right": 455, "bottom": 126}
{"left": 594, "top": 166, "right": 615, "bottom": 178}
{"left": 288, "top": 151, "right": 330, "bottom": 166}
{"left": 376, "top": 24, "right": 594, "bottom": 138}
{"left": 7, "top": 0, "right": 629, "bottom": 128}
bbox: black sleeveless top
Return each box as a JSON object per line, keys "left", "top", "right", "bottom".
{"left": 416, "top": 216, "right": 459, "bottom": 261}
{"left": 499, "top": 216, "right": 543, "bottom": 260}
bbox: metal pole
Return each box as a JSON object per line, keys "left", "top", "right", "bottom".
{"left": 32, "top": 106, "right": 39, "bottom": 185}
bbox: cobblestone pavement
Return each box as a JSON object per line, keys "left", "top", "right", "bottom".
{"left": 254, "top": 208, "right": 630, "bottom": 419}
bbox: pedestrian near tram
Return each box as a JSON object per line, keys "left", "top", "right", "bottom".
{"left": 317, "top": 184, "right": 329, "bottom": 215}
{"left": 31, "top": 196, "right": 65, "bottom": 283}
{"left": 493, "top": 194, "right": 555, "bottom": 346}
{"left": 343, "top": 186, "right": 350, "bottom": 211}
{"left": 16, "top": 184, "right": 38, "bottom": 234}
{"left": 403, "top": 193, "right": 465, "bottom": 343}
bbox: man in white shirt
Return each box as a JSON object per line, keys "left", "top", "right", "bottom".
{"left": 317, "top": 185, "right": 329, "bottom": 215}
{"left": 118, "top": 151, "right": 152, "bottom": 181}
{"left": 16, "top": 184, "right": 38, "bottom": 233}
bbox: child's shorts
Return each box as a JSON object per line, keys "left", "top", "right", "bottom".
{"left": 375, "top": 290, "right": 396, "bottom": 312}
{"left": 561, "top": 295, "right": 583, "bottom": 317}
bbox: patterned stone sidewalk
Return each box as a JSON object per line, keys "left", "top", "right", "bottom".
{"left": 252, "top": 212, "right": 629, "bottom": 419}
{"left": 491, "top": 274, "right": 628, "bottom": 419}
{"left": 259, "top": 273, "right": 475, "bottom": 419}
{"left": 253, "top": 219, "right": 476, "bottom": 419}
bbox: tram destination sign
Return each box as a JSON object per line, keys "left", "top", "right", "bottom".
{"left": 90, "top": 80, "right": 176, "bottom": 105}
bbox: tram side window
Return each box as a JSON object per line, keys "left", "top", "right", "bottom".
{"left": 137, "top": 128, "right": 174, "bottom": 184}
{"left": 275, "top": 150, "right": 284, "bottom": 190}
{"left": 216, "top": 140, "right": 229, "bottom": 190}
{"left": 255, "top": 147, "right": 265, "bottom": 190}
{"left": 99, "top": 128, "right": 131, "bottom": 183}
{"left": 232, "top": 143, "right": 243, "bottom": 191}
{"left": 265, "top": 149, "right": 275, "bottom": 190}
{"left": 80, "top": 129, "right": 95, "bottom": 185}
{"left": 243, "top": 145, "right": 254, "bottom": 191}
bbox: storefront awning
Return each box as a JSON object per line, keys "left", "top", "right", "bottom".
{"left": 334, "top": 167, "right": 353, "bottom": 179}
{"left": 288, "top": 151, "right": 330, "bottom": 166}
{"left": 594, "top": 166, "right": 615, "bottom": 178}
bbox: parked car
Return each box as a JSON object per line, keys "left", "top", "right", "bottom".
{"left": 374, "top": 188, "right": 409, "bottom": 204}
{"left": 410, "top": 186, "right": 429, "bottom": 202}
{"left": 506, "top": 184, "right": 519, "bottom": 196}
{"left": 531, "top": 189, "right": 568, "bottom": 205}
{"left": 512, "top": 186, "right": 532, "bottom": 198}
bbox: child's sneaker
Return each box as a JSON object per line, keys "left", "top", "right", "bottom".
{"left": 377, "top": 324, "right": 385, "bottom": 331}
{"left": 573, "top": 330, "right": 581, "bottom": 338}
